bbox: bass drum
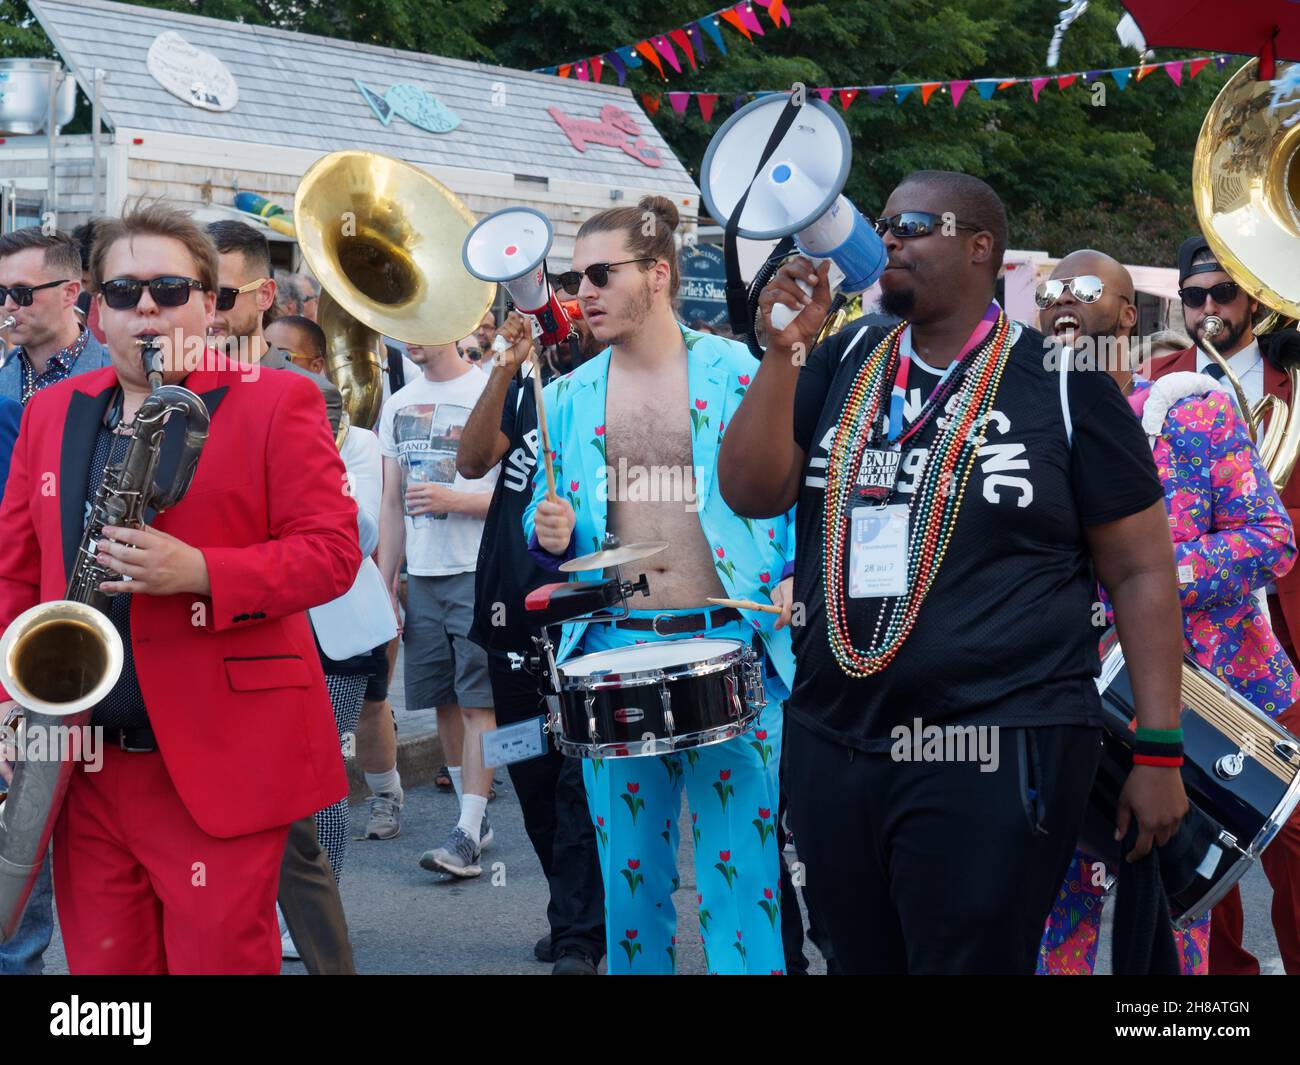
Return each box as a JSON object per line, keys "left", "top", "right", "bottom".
{"left": 1082, "top": 632, "right": 1300, "bottom": 927}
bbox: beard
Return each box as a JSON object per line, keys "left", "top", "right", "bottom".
{"left": 598, "top": 277, "right": 654, "bottom": 348}
{"left": 1197, "top": 314, "right": 1248, "bottom": 355}
{"left": 880, "top": 285, "right": 916, "bottom": 320}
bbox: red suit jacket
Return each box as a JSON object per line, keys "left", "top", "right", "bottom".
{"left": 1150, "top": 344, "right": 1300, "bottom": 655}
{"left": 0, "top": 363, "right": 360, "bottom": 838}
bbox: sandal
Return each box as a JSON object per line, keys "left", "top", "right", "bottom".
{"left": 435, "top": 764, "right": 452, "bottom": 791}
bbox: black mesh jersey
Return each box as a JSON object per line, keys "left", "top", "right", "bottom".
{"left": 788, "top": 320, "right": 1163, "bottom": 752}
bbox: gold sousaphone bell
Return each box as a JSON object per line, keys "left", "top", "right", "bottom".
{"left": 294, "top": 151, "right": 494, "bottom": 429}
{"left": 1192, "top": 58, "right": 1300, "bottom": 489}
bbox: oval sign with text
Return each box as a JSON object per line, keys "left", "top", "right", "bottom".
{"left": 147, "top": 31, "right": 239, "bottom": 112}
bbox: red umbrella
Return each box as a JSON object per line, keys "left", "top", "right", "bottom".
{"left": 1119, "top": 0, "right": 1300, "bottom": 77}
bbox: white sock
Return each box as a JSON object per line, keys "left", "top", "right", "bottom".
{"left": 449, "top": 766, "right": 463, "bottom": 803}
{"left": 457, "top": 793, "right": 487, "bottom": 844}
{"left": 365, "top": 767, "right": 402, "bottom": 803}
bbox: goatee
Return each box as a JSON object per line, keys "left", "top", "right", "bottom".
{"left": 880, "top": 286, "right": 915, "bottom": 319}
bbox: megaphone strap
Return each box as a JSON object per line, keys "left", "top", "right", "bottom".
{"left": 722, "top": 95, "right": 806, "bottom": 353}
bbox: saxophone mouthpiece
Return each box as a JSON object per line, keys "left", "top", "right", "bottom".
{"left": 1203, "top": 315, "right": 1224, "bottom": 340}
{"left": 135, "top": 334, "right": 165, "bottom": 383}
{"left": 0, "top": 316, "right": 15, "bottom": 332}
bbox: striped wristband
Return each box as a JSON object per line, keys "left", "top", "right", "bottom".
{"left": 1134, "top": 726, "right": 1184, "bottom": 767}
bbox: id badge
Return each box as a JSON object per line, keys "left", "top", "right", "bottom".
{"left": 849, "top": 504, "right": 909, "bottom": 598}
{"left": 854, "top": 447, "right": 902, "bottom": 503}
{"left": 482, "top": 716, "right": 548, "bottom": 768}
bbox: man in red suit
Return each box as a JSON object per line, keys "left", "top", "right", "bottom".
{"left": 1151, "top": 234, "right": 1300, "bottom": 975}
{"left": 0, "top": 202, "right": 360, "bottom": 974}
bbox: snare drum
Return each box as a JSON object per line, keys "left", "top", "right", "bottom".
{"left": 1082, "top": 635, "right": 1300, "bottom": 927}
{"left": 547, "top": 638, "right": 766, "bottom": 759}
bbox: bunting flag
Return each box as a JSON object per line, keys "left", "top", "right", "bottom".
{"left": 605, "top": 51, "right": 627, "bottom": 86}
{"left": 535, "top": 3, "right": 793, "bottom": 80}
{"left": 629, "top": 51, "right": 1233, "bottom": 123}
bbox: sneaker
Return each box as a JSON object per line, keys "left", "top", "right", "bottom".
{"left": 478, "top": 812, "right": 494, "bottom": 851}
{"left": 419, "top": 827, "right": 482, "bottom": 878}
{"left": 359, "top": 790, "right": 402, "bottom": 840}
{"left": 534, "top": 933, "right": 556, "bottom": 963}
{"left": 277, "top": 905, "right": 301, "bottom": 961}
{"left": 552, "top": 947, "right": 598, "bottom": 975}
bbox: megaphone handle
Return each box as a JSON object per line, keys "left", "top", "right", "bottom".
{"left": 769, "top": 277, "right": 815, "bottom": 332}
{"left": 532, "top": 356, "right": 558, "bottom": 502}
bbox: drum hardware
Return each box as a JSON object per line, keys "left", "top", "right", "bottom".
{"left": 1215, "top": 748, "right": 1247, "bottom": 780}
{"left": 559, "top": 540, "right": 670, "bottom": 574}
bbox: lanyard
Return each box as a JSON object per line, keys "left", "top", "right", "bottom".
{"left": 881, "top": 301, "right": 1001, "bottom": 446}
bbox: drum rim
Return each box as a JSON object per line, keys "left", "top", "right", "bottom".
{"left": 557, "top": 638, "right": 750, "bottom": 691}
{"left": 554, "top": 707, "right": 761, "bottom": 758}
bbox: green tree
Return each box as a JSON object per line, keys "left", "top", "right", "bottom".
{"left": 2, "top": 0, "right": 1237, "bottom": 263}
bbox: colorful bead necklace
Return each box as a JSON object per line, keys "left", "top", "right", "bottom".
{"left": 823, "top": 313, "right": 1015, "bottom": 678}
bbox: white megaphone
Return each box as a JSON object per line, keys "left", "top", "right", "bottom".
{"left": 700, "top": 95, "right": 887, "bottom": 332}
{"left": 463, "top": 207, "right": 573, "bottom": 346}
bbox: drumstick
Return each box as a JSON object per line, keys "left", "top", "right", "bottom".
{"left": 531, "top": 354, "right": 557, "bottom": 502}
{"left": 707, "top": 596, "right": 782, "bottom": 615}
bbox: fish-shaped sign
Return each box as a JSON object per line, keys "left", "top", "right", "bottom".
{"left": 355, "top": 80, "right": 461, "bottom": 134}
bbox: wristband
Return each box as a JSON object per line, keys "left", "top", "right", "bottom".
{"left": 1133, "top": 751, "right": 1185, "bottom": 768}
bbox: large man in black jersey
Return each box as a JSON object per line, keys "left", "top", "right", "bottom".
{"left": 718, "top": 170, "right": 1189, "bottom": 974}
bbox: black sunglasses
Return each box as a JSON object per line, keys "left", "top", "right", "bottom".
{"left": 549, "top": 258, "right": 655, "bottom": 296}
{"left": 1179, "top": 281, "right": 1240, "bottom": 309}
{"left": 215, "top": 277, "right": 270, "bottom": 311}
{"left": 0, "top": 279, "right": 70, "bottom": 307}
{"left": 873, "top": 212, "right": 982, "bottom": 239}
{"left": 101, "top": 276, "right": 205, "bottom": 311}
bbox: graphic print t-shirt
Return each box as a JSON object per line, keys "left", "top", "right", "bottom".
{"left": 789, "top": 321, "right": 1164, "bottom": 752}
{"left": 378, "top": 369, "right": 498, "bottom": 576}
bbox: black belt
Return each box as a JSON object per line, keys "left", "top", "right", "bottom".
{"left": 612, "top": 607, "right": 742, "bottom": 636}
{"left": 105, "top": 724, "right": 157, "bottom": 753}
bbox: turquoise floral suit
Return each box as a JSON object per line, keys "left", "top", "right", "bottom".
{"left": 523, "top": 325, "right": 796, "bottom": 974}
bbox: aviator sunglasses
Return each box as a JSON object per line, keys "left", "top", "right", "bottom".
{"left": 1179, "top": 281, "right": 1240, "bottom": 309}
{"left": 100, "top": 275, "right": 205, "bottom": 310}
{"left": 1035, "top": 275, "right": 1108, "bottom": 309}
{"left": 549, "top": 258, "right": 655, "bottom": 296}
{"left": 0, "top": 279, "right": 71, "bottom": 307}
{"left": 872, "top": 211, "right": 982, "bottom": 239}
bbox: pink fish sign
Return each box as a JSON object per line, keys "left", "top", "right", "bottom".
{"left": 547, "top": 105, "right": 662, "bottom": 168}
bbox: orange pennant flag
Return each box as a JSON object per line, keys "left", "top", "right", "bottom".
{"left": 635, "top": 40, "right": 667, "bottom": 79}
{"left": 557, "top": 64, "right": 572, "bottom": 79}
{"left": 641, "top": 93, "right": 661, "bottom": 116}
{"left": 997, "top": 79, "right": 1017, "bottom": 90}
{"left": 1136, "top": 63, "right": 1156, "bottom": 82}
{"left": 720, "top": 7, "right": 753, "bottom": 40}
{"left": 920, "top": 81, "right": 942, "bottom": 105}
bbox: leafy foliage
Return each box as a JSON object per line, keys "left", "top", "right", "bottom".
{"left": 1, "top": 0, "right": 1235, "bottom": 262}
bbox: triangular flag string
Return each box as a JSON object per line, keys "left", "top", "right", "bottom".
{"left": 920, "top": 81, "right": 942, "bottom": 105}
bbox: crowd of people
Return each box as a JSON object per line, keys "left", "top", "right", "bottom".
{"left": 0, "top": 164, "right": 1295, "bottom": 976}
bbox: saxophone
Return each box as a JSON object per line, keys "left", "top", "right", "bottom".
{"left": 0, "top": 339, "right": 210, "bottom": 939}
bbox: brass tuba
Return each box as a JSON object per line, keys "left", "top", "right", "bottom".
{"left": 0, "top": 339, "right": 209, "bottom": 940}
{"left": 293, "top": 151, "right": 494, "bottom": 430}
{"left": 1192, "top": 58, "right": 1300, "bottom": 489}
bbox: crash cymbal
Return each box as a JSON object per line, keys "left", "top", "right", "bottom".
{"left": 559, "top": 541, "right": 669, "bottom": 573}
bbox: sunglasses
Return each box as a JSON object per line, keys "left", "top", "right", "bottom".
{"left": 0, "top": 279, "right": 70, "bottom": 307}
{"left": 101, "top": 276, "right": 205, "bottom": 310}
{"left": 549, "top": 258, "right": 655, "bottom": 296}
{"left": 1035, "top": 275, "right": 1107, "bottom": 309}
{"left": 1179, "top": 281, "right": 1240, "bottom": 308}
{"left": 281, "top": 349, "right": 321, "bottom": 369}
{"left": 872, "top": 212, "right": 982, "bottom": 239}
{"left": 216, "top": 277, "right": 270, "bottom": 311}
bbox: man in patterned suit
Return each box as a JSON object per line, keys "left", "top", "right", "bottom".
{"left": 525, "top": 196, "right": 796, "bottom": 975}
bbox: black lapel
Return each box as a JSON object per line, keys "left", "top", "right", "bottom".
{"left": 147, "top": 385, "right": 229, "bottom": 522}
{"left": 60, "top": 385, "right": 116, "bottom": 584}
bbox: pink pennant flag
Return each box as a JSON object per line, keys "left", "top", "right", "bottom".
{"left": 949, "top": 79, "right": 970, "bottom": 107}
{"left": 698, "top": 93, "right": 718, "bottom": 122}
{"left": 1030, "top": 76, "right": 1050, "bottom": 101}
{"left": 1056, "top": 74, "right": 1077, "bottom": 90}
{"left": 736, "top": 2, "right": 766, "bottom": 36}
{"left": 816, "top": 87, "right": 833, "bottom": 103}
{"left": 575, "top": 60, "right": 589, "bottom": 81}
{"left": 652, "top": 35, "right": 682, "bottom": 74}
{"left": 838, "top": 88, "right": 858, "bottom": 111}
{"left": 669, "top": 28, "right": 697, "bottom": 70}
{"left": 1189, "top": 57, "right": 1210, "bottom": 79}
{"left": 1164, "top": 60, "right": 1184, "bottom": 85}
{"left": 668, "top": 92, "right": 690, "bottom": 116}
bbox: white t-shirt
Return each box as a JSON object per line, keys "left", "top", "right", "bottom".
{"left": 378, "top": 368, "right": 499, "bottom": 576}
